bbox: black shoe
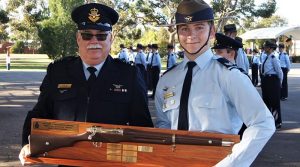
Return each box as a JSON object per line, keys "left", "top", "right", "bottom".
{"left": 276, "top": 123, "right": 282, "bottom": 129}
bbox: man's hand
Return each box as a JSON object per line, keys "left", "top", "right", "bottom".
{"left": 19, "top": 144, "right": 32, "bottom": 166}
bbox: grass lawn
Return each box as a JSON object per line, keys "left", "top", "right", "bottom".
{"left": 0, "top": 54, "right": 52, "bottom": 71}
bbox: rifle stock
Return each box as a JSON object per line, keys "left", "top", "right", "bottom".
{"left": 30, "top": 127, "right": 234, "bottom": 157}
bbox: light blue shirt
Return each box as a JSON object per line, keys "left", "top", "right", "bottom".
{"left": 236, "top": 48, "right": 249, "bottom": 74}
{"left": 261, "top": 53, "right": 283, "bottom": 83}
{"left": 167, "top": 52, "right": 177, "bottom": 69}
{"left": 278, "top": 52, "right": 291, "bottom": 69}
{"left": 135, "top": 51, "right": 147, "bottom": 68}
{"left": 146, "top": 52, "right": 153, "bottom": 65}
{"left": 118, "top": 49, "right": 129, "bottom": 62}
{"left": 150, "top": 51, "right": 161, "bottom": 69}
{"left": 155, "top": 49, "right": 275, "bottom": 167}
{"left": 251, "top": 54, "right": 261, "bottom": 65}
{"left": 82, "top": 61, "right": 105, "bottom": 80}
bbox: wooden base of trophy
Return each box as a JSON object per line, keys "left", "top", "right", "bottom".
{"left": 25, "top": 118, "right": 240, "bottom": 167}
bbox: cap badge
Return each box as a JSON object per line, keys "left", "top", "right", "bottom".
{"left": 184, "top": 16, "right": 193, "bottom": 22}
{"left": 88, "top": 8, "right": 100, "bottom": 23}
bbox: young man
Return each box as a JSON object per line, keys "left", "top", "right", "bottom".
{"left": 223, "top": 24, "right": 250, "bottom": 74}
{"left": 278, "top": 44, "right": 291, "bottom": 100}
{"left": 155, "top": 0, "right": 275, "bottom": 166}
{"left": 261, "top": 41, "right": 283, "bottom": 129}
{"left": 135, "top": 43, "right": 147, "bottom": 84}
{"left": 166, "top": 44, "right": 177, "bottom": 69}
{"left": 19, "top": 3, "right": 153, "bottom": 165}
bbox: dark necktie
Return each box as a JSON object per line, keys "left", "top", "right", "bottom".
{"left": 261, "top": 56, "right": 268, "bottom": 74}
{"left": 87, "top": 67, "right": 97, "bottom": 95}
{"left": 178, "top": 61, "right": 196, "bottom": 130}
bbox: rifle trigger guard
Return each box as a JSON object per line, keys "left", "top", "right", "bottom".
{"left": 88, "top": 126, "right": 97, "bottom": 140}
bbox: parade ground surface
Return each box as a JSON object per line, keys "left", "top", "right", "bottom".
{"left": 0, "top": 64, "right": 300, "bottom": 167}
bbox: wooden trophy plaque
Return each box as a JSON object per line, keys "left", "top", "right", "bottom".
{"left": 25, "top": 118, "right": 240, "bottom": 167}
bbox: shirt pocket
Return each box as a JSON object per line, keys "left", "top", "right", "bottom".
{"left": 193, "top": 93, "right": 221, "bottom": 109}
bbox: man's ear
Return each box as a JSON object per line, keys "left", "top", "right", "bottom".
{"left": 209, "top": 24, "right": 216, "bottom": 39}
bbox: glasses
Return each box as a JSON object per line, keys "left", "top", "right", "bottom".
{"left": 80, "top": 32, "right": 109, "bottom": 41}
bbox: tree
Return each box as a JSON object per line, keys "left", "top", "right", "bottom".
{"left": 211, "top": 0, "right": 276, "bottom": 32}
{"left": 0, "top": 9, "right": 9, "bottom": 42}
{"left": 6, "top": 0, "right": 48, "bottom": 47}
{"left": 38, "top": 0, "right": 84, "bottom": 59}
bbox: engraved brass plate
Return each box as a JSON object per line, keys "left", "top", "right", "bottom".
{"left": 107, "top": 149, "right": 122, "bottom": 155}
{"left": 122, "top": 156, "right": 137, "bottom": 163}
{"left": 123, "top": 145, "right": 137, "bottom": 151}
{"left": 32, "top": 121, "right": 78, "bottom": 132}
{"left": 138, "top": 146, "right": 153, "bottom": 152}
{"left": 107, "top": 155, "right": 122, "bottom": 162}
{"left": 123, "top": 151, "right": 137, "bottom": 157}
{"left": 107, "top": 143, "right": 122, "bottom": 150}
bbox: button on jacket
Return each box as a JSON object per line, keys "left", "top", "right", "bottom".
{"left": 155, "top": 49, "right": 275, "bottom": 166}
{"left": 22, "top": 56, "right": 153, "bottom": 145}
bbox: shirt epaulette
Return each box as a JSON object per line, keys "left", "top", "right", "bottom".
{"left": 162, "top": 64, "right": 178, "bottom": 76}
{"left": 216, "top": 57, "right": 237, "bottom": 70}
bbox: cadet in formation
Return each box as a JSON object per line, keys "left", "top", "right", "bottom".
{"left": 166, "top": 44, "right": 177, "bottom": 69}
{"left": 19, "top": 3, "right": 153, "bottom": 165}
{"left": 251, "top": 49, "right": 261, "bottom": 86}
{"left": 118, "top": 44, "right": 129, "bottom": 63}
{"left": 148, "top": 44, "right": 161, "bottom": 98}
{"left": 278, "top": 44, "right": 291, "bottom": 101}
{"left": 223, "top": 24, "right": 250, "bottom": 74}
{"left": 261, "top": 40, "right": 283, "bottom": 129}
{"left": 155, "top": 0, "right": 275, "bottom": 166}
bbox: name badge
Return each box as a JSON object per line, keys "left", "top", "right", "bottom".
{"left": 57, "top": 84, "right": 72, "bottom": 89}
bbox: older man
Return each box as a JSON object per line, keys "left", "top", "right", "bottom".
{"left": 19, "top": 3, "right": 153, "bottom": 165}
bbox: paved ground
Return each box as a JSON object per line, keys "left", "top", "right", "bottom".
{"left": 0, "top": 64, "right": 300, "bottom": 167}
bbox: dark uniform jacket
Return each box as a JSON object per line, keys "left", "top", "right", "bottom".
{"left": 22, "top": 56, "right": 153, "bottom": 145}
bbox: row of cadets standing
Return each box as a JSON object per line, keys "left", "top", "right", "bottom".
{"left": 260, "top": 40, "right": 283, "bottom": 129}
{"left": 278, "top": 44, "right": 291, "bottom": 100}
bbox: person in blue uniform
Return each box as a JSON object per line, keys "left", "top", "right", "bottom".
{"left": 278, "top": 44, "right": 291, "bottom": 101}
{"left": 166, "top": 44, "right": 177, "bottom": 69}
{"left": 118, "top": 44, "right": 129, "bottom": 63}
{"left": 19, "top": 3, "right": 153, "bottom": 165}
{"left": 155, "top": 0, "right": 275, "bottom": 166}
{"left": 261, "top": 40, "right": 283, "bottom": 129}
{"left": 251, "top": 49, "right": 261, "bottom": 86}
{"left": 135, "top": 43, "right": 148, "bottom": 85}
{"left": 223, "top": 24, "right": 250, "bottom": 74}
{"left": 149, "top": 44, "right": 161, "bottom": 98}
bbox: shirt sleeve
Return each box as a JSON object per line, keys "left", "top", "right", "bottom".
{"left": 272, "top": 57, "right": 283, "bottom": 84}
{"left": 215, "top": 70, "right": 275, "bottom": 167}
{"left": 286, "top": 54, "right": 291, "bottom": 70}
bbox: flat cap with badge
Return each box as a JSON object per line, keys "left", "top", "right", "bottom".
{"left": 163, "top": 0, "right": 215, "bottom": 26}
{"left": 212, "top": 33, "right": 243, "bottom": 50}
{"left": 264, "top": 40, "right": 277, "bottom": 49}
{"left": 71, "top": 3, "right": 119, "bottom": 31}
{"left": 224, "top": 24, "right": 237, "bottom": 33}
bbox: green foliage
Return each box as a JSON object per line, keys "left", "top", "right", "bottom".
{"left": 211, "top": 0, "right": 277, "bottom": 31}
{"left": 11, "top": 41, "right": 25, "bottom": 53}
{"left": 38, "top": 0, "right": 84, "bottom": 60}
